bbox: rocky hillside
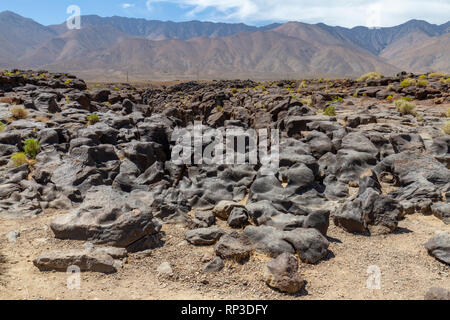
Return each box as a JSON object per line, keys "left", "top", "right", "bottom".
{"left": 0, "top": 70, "right": 449, "bottom": 298}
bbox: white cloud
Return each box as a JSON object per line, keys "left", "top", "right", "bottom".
{"left": 122, "top": 3, "right": 136, "bottom": 9}
{"left": 145, "top": 0, "right": 450, "bottom": 27}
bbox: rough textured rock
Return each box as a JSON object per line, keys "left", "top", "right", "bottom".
{"left": 264, "top": 253, "right": 305, "bottom": 294}
{"left": 6, "top": 230, "right": 20, "bottom": 243}
{"left": 157, "top": 262, "right": 173, "bottom": 277}
{"left": 424, "top": 287, "right": 450, "bottom": 300}
{"left": 212, "top": 200, "right": 246, "bottom": 220}
{"left": 33, "top": 249, "right": 119, "bottom": 273}
{"left": 203, "top": 256, "right": 225, "bottom": 273}
{"left": 431, "top": 203, "right": 450, "bottom": 224}
{"left": 185, "top": 226, "right": 225, "bottom": 245}
{"left": 214, "top": 232, "right": 253, "bottom": 262}
{"left": 244, "top": 225, "right": 329, "bottom": 263}
{"left": 50, "top": 186, "right": 162, "bottom": 251}
{"left": 425, "top": 231, "right": 450, "bottom": 265}
{"left": 227, "top": 207, "right": 249, "bottom": 228}
{"left": 334, "top": 175, "right": 403, "bottom": 235}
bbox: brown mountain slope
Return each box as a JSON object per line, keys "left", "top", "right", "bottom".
{"left": 19, "top": 25, "right": 132, "bottom": 67}
{"left": 0, "top": 11, "right": 56, "bottom": 66}
{"left": 5, "top": 11, "right": 450, "bottom": 80}
{"left": 43, "top": 30, "right": 398, "bottom": 80}
{"left": 380, "top": 33, "right": 450, "bottom": 73}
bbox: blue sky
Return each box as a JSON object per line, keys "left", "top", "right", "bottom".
{"left": 1, "top": 0, "right": 449, "bottom": 27}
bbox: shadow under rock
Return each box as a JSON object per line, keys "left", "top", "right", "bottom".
{"left": 320, "top": 250, "right": 336, "bottom": 262}
{"left": 326, "top": 235, "right": 342, "bottom": 243}
{"left": 392, "top": 226, "right": 413, "bottom": 235}
{"left": 269, "top": 280, "right": 309, "bottom": 297}
{"left": 0, "top": 252, "right": 7, "bottom": 275}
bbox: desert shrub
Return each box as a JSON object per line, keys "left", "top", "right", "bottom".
{"left": 86, "top": 114, "right": 100, "bottom": 125}
{"left": 323, "top": 105, "right": 336, "bottom": 116}
{"left": 24, "top": 138, "right": 40, "bottom": 159}
{"left": 400, "top": 78, "right": 414, "bottom": 87}
{"left": 443, "top": 121, "right": 450, "bottom": 134}
{"left": 386, "top": 84, "right": 395, "bottom": 91}
{"left": 0, "top": 122, "right": 5, "bottom": 132}
{"left": 386, "top": 96, "right": 393, "bottom": 101}
{"left": 401, "top": 96, "right": 413, "bottom": 101}
{"left": 300, "top": 97, "right": 312, "bottom": 107}
{"left": 10, "top": 106, "right": 28, "bottom": 119}
{"left": 10, "top": 152, "right": 27, "bottom": 166}
{"left": 64, "top": 79, "right": 72, "bottom": 85}
{"left": 429, "top": 72, "right": 449, "bottom": 78}
{"left": 418, "top": 74, "right": 427, "bottom": 79}
{"left": 416, "top": 113, "right": 424, "bottom": 122}
{"left": 417, "top": 80, "right": 428, "bottom": 87}
{"left": 329, "top": 97, "right": 344, "bottom": 104}
{"left": 358, "top": 72, "right": 383, "bottom": 82}
{"left": 394, "top": 99, "right": 416, "bottom": 116}
{"left": 446, "top": 108, "right": 450, "bottom": 118}
{"left": 35, "top": 116, "right": 49, "bottom": 122}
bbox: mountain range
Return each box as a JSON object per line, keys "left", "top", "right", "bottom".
{"left": 0, "top": 10, "right": 449, "bottom": 81}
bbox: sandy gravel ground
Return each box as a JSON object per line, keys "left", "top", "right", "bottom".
{"left": 0, "top": 210, "right": 448, "bottom": 300}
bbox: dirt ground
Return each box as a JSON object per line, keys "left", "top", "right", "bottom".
{"left": 0, "top": 209, "right": 448, "bottom": 300}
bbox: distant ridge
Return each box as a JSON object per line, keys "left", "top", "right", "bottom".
{"left": 0, "top": 11, "right": 448, "bottom": 80}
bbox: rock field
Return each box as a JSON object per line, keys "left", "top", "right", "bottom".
{"left": 0, "top": 70, "right": 449, "bottom": 299}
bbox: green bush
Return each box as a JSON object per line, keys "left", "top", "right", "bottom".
{"left": 394, "top": 99, "right": 416, "bottom": 116}
{"left": 358, "top": 72, "right": 383, "bottom": 82}
{"left": 429, "top": 72, "right": 449, "bottom": 78}
{"left": 417, "top": 80, "right": 428, "bottom": 87}
{"left": 323, "top": 105, "right": 336, "bottom": 116}
{"left": 0, "top": 122, "right": 5, "bottom": 132}
{"left": 329, "top": 97, "right": 344, "bottom": 104}
{"left": 10, "top": 152, "right": 27, "bottom": 166}
{"left": 86, "top": 114, "right": 100, "bottom": 125}
{"left": 400, "top": 79, "right": 414, "bottom": 87}
{"left": 24, "top": 138, "right": 40, "bottom": 159}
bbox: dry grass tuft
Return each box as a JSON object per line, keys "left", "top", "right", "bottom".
{"left": 394, "top": 99, "right": 416, "bottom": 116}
{"left": 10, "top": 106, "right": 28, "bottom": 119}
{"left": 358, "top": 72, "right": 383, "bottom": 82}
